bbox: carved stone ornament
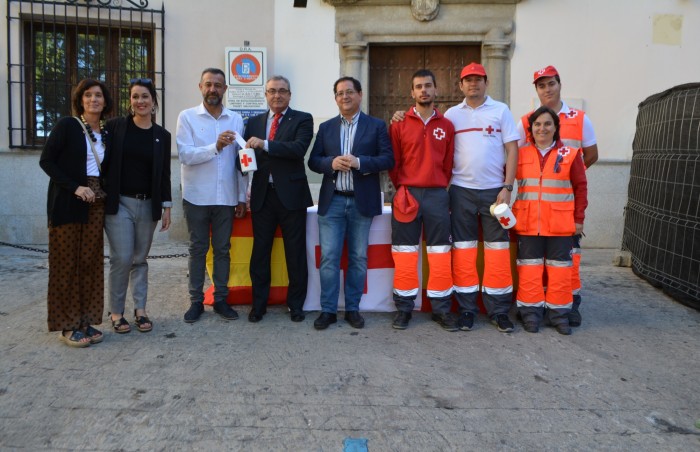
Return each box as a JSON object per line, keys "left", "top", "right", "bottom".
{"left": 411, "top": 0, "right": 440, "bottom": 22}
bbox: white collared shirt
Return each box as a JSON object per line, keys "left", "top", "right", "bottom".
{"left": 264, "top": 107, "right": 289, "bottom": 151}
{"left": 336, "top": 111, "right": 360, "bottom": 192}
{"left": 176, "top": 103, "right": 247, "bottom": 206}
{"left": 445, "top": 96, "right": 520, "bottom": 190}
{"left": 85, "top": 132, "right": 105, "bottom": 177}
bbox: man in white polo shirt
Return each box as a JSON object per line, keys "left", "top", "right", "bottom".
{"left": 446, "top": 62, "right": 519, "bottom": 333}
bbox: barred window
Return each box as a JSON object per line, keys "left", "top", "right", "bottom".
{"left": 7, "top": 0, "right": 165, "bottom": 148}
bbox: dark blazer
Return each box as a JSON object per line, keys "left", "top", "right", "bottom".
{"left": 39, "top": 116, "right": 102, "bottom": 227}
{"left": 308, "top": 112, "right": 394, "bottom": 217}
{"left": 103, "top": 116, "right": 172, "bottom": 222}
{"left": 243, "top": 108, "right": 314, "bottom": 212}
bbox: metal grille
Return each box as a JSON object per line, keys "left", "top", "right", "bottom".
{"left": 7, "top": 0, "right": 165, "bottom": 148}
{"left": 622, "top": 83, "right": 700, "bottom": 309}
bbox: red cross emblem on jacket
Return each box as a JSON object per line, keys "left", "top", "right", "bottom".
{"left": 433, "top": 127, "right": 446, "bottom": 140}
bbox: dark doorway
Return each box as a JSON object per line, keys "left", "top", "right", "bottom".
{"left": 369, "top": 44, "right": 481, "bottom": 124}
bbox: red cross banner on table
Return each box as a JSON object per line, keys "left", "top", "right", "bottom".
{"left": 304, "top": 206, "right": 411, "bottom": 312}
{"left": 203, "top": 206, "right": 517, "bottom": 312}
{"left": 204, "top": 206, "right": 415, "bottom": 311}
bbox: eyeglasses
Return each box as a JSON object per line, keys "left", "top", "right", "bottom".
{"left": 130, "top": 78, "right": 153, "bottom": 85}
{"left": 266, "top": 88, "right": 290, "bottom": 95}
{"left": 335, "top": 89, "right": 357, "bottom": 98}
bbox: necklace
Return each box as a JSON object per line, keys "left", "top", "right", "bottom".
{"left": 80, "top": 115, "right": 106, "bottom": 143}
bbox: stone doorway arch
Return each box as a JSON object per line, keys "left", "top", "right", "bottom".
{"left": 323, "top": 0, "right": 520, "bottom": 110}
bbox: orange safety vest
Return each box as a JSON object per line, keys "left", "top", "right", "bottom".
{"left": 513, "top": 144, "right": 579, "bottom": 236}
{"left": 520, "top": 108, "right": 585, "bottom": 150}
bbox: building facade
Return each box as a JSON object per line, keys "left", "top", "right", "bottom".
{"left": 1, "top": 0, "right": 698, "bottom": 247}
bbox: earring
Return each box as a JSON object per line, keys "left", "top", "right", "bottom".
{"left": 151, "top": 107, "right": 156, "bottom": 114}
{"left": 129, "top": 107, "right": 134, "bottom": 116}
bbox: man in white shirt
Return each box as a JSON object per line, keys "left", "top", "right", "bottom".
{"left": 176, "top": 68, "right": 247, "bottom": 323}
{"left": 391, "top": 63, "right": 519, "bottom": 333}
{"left": 446, "top": 63, "right": 519, "bottom": 333}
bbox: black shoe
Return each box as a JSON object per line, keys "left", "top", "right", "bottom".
{"left": 392, "top": 311, "right": 412, "bottom": 330}
{"left": 568, "top": 309, "right": 582, "bottom": 327}
{"left": 213, "top": 302, "right": 239, "bottom": 320}
{"left": 184, "top": 302, "right": 204, "bottom": 323}
{"left": 314, "top": 312, "right": 337, "bottom": 330}
{"left": 344, "top": 311, "right": 365, "bottom": 329}
{"left": 248, "top": 309, "right": 265, "bottom": 323}
{"left": 523, "top": 321, "right": 539, "bottom": 333}
{"left": 491, "top": 314, "right": 515, "bottom": 333}
{"left": 290, "top": 311, "right": 305, "bottom": 322}
{"left": 431, "top": 313, "right": 459, "bottom": 332}
{"left": 458, "top": 312, "right": 475, "bottom": 331}
{"left": 555, "top": 323, "right": 572, "bottom": 335}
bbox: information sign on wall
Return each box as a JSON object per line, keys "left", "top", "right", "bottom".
{"left": 225, "top": 47, "right": 267, "bottom": 121}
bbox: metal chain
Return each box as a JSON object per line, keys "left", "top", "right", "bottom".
{"left": 0, "top": 241, "right": 48, "bottom": 254}
{"left": 0, "top": 241, "right": 188, "bottom": 259}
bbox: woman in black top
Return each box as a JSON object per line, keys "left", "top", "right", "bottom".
{"left": 40, "top": 79, "right": 113, "bottom": 347}
{"left": 103, "top": 78, "right": 172, "bottom": 334}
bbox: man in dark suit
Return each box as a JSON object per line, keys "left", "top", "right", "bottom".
{"left": 308, "top": 76, "right": 394, "bottom": 330}
{"left": 244, "top": 75, "right": 314, "bottom": 323}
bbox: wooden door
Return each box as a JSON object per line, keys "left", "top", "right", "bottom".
{"left": 369, "top": 44, "right": 481, "bottom": 124}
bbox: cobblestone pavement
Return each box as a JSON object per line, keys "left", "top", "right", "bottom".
{"left": 0, "top": 243, "right": 699, "bottom": 451}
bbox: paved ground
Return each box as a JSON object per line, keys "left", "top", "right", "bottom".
{"left": 0, "top": 242, "right": 699, "bottom": 451}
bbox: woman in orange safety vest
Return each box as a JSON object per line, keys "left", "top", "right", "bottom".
{"left": 512, "top": 106, "right": 588, "bottom": 335}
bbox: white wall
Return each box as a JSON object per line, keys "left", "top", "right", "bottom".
{"left": 511, "top": 0, "right": 700, "bottom": 161}
{"left": 510, "top": 0, "right": 700, "bottom": 248}
{"left": 273, "top": 0, "right": 339, "bottom": 126}
{"left": 163, "top": 0, "right": 338, "bottom": 132}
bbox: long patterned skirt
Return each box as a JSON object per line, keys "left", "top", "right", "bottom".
{"left": 47, "top": 195, "right": 105, "bottom": 331}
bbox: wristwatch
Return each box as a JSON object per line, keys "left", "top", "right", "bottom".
{"left": 503, "top": 184, "right": 513, "bottom": 192}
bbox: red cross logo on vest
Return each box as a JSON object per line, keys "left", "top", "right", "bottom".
{"left": 558, "top": 146, "right": 571, "bottom": 157}
{"left": 433, "top": 127, "right": 446, "bottom": 140}
{"left": 268, "top": 112, "right": 283, "bottom": 141}
{"left": 485, "top": 125, "right": 495, "bottom": 134}
{"left": 241, "top": 153, "right": 254, "bottom": 168}
{"left": 566, "top": 109, "right": 579, "bottom": 118}
{"left": 499, "top": 216, "right": 512, "bottom": 227}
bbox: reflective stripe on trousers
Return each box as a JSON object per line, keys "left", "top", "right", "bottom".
{"left": 426, "top": 245, "right": 453, "bottom": 298}
{"left": 392, "top": 244, "right": 419, "bottom": 298}
{"left": 452, "top": 240, "right": 478, "bottom": 293}
{"left": 482, "top": 241, "right": 513, "bottom": 295}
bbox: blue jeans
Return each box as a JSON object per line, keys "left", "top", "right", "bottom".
{"left": 317, "top": 194, "right": 373, "bottom": 313}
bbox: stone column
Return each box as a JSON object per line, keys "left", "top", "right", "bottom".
{"left": 482, "top": 27, "right": 512, "bottom": 104}
{"left": 339, "top": 32, "right": 369, "bottom": 109}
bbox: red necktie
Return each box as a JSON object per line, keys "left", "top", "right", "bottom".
{"left": 268, "top": 113, "right": 282, "bottom": 141}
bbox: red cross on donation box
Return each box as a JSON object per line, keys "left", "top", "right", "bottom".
{"left": 241, "top": 153, "right": 253, "bottom": 168}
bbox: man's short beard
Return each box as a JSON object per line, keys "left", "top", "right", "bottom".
{"left": 205, "top": 96, "right": 222, "bottom": 106}
{"left": 417, "top": 100, "right": 433, "bottom": 108}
